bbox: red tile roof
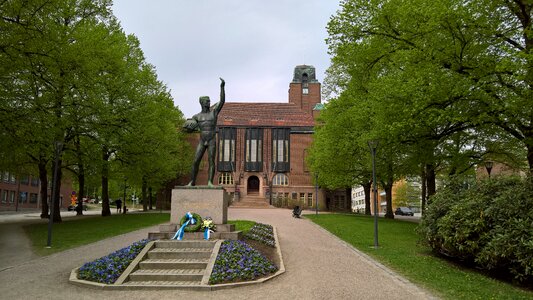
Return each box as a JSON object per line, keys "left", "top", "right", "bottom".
{"left": 217, "top": 102, "right": 315, "bottom": 127}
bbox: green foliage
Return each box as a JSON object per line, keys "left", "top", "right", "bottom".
{"left": 419, "top": 177, "right": 533, "bottom": 283}
{"left": 0, "top": 0, "right": 191, "bottom": 215}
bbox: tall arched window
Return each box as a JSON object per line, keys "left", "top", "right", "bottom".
{"left": 272, "top": 173, "right": 289, "bottom": 186}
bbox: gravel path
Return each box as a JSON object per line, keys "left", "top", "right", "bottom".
{"left": 0, "top": 208, "right": 436, "bottom": 299}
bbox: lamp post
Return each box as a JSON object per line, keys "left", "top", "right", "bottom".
{"left": 485, "top": 161, "right": 493, "bottom": 179}
{"left": 368, "top": 139, "right": 379, "bottom": 249}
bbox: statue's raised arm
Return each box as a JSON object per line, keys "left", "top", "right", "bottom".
{"left": 213, "top": 77, "right": 225, "bottom": 116}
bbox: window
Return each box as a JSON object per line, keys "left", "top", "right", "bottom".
{"left": 291, "top": 192, "right": 297, "bottom": 200}
{"left": 300, "top": 193, "right": 305, "bottom": 203}
{"left": 1, "top": 190, "right": 5, "bottom": 203}
{"left": 272, "top": 173, "right": 289, "bottom": 186}
{"left": 30, "top": 193, "right": 38, "bottom": 204}
{"left": 303, "top": 149, "right": 310, "bottom": 172}
{"left": 272, "top": 128, "right": 290, "bottom": 172}
{"left": 302, "top": 73, "right": 309, "bottom": 94}
{"left": 218, "top": 172, "right": 234, "bottom": 185}
{"left": 20, "top": 175, "right": 29, "bottom": 185}
{"left": 19, "top": 192, "right": 28, "bottom": 204}
{"left": 10, "top": 174, "right": 16, "bottom": 184}
{"left": 308, "top": 193, "right": 313, "bottom": 207}
{"left": 217, "top": 127, "right": 236, "bottom": 172}
{"left": 31, "top": 176, "right": 39, "bottom": 186}
{"left": 245, "top": 128, "right": 263, "bottom": 171}
{"left": 9, "top": 191, "right": 15, "bottom": 203}
{"left": 2, "top": 172, "right": 8, "bottom": 182}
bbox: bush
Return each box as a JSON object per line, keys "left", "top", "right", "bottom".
{"left": 418, "top": 176, "right": 533, "bottom": 283}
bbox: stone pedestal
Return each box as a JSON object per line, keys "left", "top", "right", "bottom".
{"left": 170, "top": 186, "right": 228, "bottom": 225}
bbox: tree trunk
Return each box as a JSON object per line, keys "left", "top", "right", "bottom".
{"left": 39, "top": 160, "right": 49, "bottom": 219}
{"left": 421, "top": 165, "right": 427, "bottom": 215}
{"left": 363, "top": 181, "right": 371, "bottom": 215}
{"left": 101, "top": 149, "right": 111, "bottom": 216}
{"left": 384, "top": 180, "right": 394, "bottom": 219}
{"left": 77, "top": 172, "right": 85, "bottom": 216}
{"left": 384, "top": 164, "right": 394, "bottom": 219}
{"left": 426, "top": 163, "right": 436, "bottom": 198}
{"left": 75, "top": 135, "right": 84, "bottom": 215}
{"left": 148, "top": 186, "right": 153, "bottom": 210}
{"left": 142, "top": 177, "right": 148, "bottom": 211}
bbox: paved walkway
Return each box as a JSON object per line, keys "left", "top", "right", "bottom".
{"left": 0, "top": 208, "right": 436, "bottom": 299}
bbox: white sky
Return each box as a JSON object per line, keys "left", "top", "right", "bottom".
{"left": 112, "top": 1, "right": 341, "bottom": 118}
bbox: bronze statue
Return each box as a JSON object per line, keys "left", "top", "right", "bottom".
{"left": 184, "top": 78, "right": 225, "bottom": 186}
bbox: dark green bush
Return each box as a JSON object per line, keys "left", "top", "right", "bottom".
{"left": 418, "top": 176, "right": 533, "bottom": 283}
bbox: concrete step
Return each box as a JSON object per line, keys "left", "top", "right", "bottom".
{"left": 139, "top": 258, "right": 209, "bottom": 270}
{"left": 121, "top": 280, "right": 202, "bottom": 286}
{"left": 155, "top": 240, "right": 215, "bottom": 249}
{"left": 129, "top": 268, "right": 204, "bottom": 281}
{"left": 147, "top": 247, "right": 213, "bottom": 259}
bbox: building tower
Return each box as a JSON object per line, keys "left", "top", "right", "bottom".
{"left": 288, "top": 65, "right": 321, "bottom": 115}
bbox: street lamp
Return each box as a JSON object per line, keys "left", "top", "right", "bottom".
{"left": 368, "top": 139, "right": 379, "bottom": 249}
{"left": 485, "top": 161, "right": 493, "bottom": 179}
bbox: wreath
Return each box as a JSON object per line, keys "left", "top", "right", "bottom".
{"left": 180, "top": 212, "right": 203, "bottom": 232}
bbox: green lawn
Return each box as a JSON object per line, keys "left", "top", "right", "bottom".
{"left": 306, "top": 214, "right": 532, "bottom": 300}
{"left": 24, "top": 212, "right": 170, "bottom": 256}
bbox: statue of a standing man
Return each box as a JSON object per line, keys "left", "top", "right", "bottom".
{"left": 184, "top": 78, "right": 225, "bottom": 186}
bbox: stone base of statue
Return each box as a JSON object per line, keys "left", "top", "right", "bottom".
{"left": 170, "top": 186, "right": 228, "bottom": 225}
{"left": 148, "top": 186, "right": 241, "bottom": 240}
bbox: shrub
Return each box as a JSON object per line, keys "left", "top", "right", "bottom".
{"left": 418, "top": 177, "right": 533, "bottom": 283}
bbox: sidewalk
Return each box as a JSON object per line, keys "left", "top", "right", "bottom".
{"left": 0, "top": 208, "right": 436, "bottom": 299}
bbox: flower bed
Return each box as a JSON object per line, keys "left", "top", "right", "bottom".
{"left": 209, "top": 240, "right": 278, "bottom": 284}
{"left": 77, "top": 239, "right": 151, "bottom": 284}
{"left": 243, "top": 223, "right": 275, "bottom": 247}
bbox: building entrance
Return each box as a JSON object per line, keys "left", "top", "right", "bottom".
{"left": 247, "top": 176, "right": 260, "bottom": 194}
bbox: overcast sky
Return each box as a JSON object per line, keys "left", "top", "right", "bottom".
{"left": 112, "top": 1, "right": 341, "bottom": 118}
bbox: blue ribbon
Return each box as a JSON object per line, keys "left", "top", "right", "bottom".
{"left": 204, "top": 228, "right": 213, "bottom": 240}
{"left": 172, "top": 212, "right": 196, "bottom": 240}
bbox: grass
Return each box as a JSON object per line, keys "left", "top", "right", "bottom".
{"left": 306, "top": 213, "right": 533, "bottom": 300}
{"left": 24, "top": 212, "right": 170, "bottom": 256}
{"left": 227, "top": 219, "right": 256, "bottom": 234}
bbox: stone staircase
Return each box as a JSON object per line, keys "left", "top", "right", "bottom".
{"left": 231, "top": 193, "right": 272, "bottom": 208}
{"left": 117, "top": 240, "right": 221, "bottom": 288}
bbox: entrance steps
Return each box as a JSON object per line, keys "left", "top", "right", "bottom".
{"left": 231, "top": 194, "right": 272, "bottom": 208}
{"left": 117, "top": 240, "right": 220, "bottom": 288}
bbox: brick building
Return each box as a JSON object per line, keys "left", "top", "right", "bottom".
{"left": 175, "top": 65, "right": 350, "bottom": 211}
{"left": 0, "top": 171, "right": 74, "bottom": 212}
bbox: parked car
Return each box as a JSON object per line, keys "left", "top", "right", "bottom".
{"left": 68, "top": 204, "right": 88, "bottom": 211}
{"left": 394, "top": 207, "right": 414, "bottom": 216}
